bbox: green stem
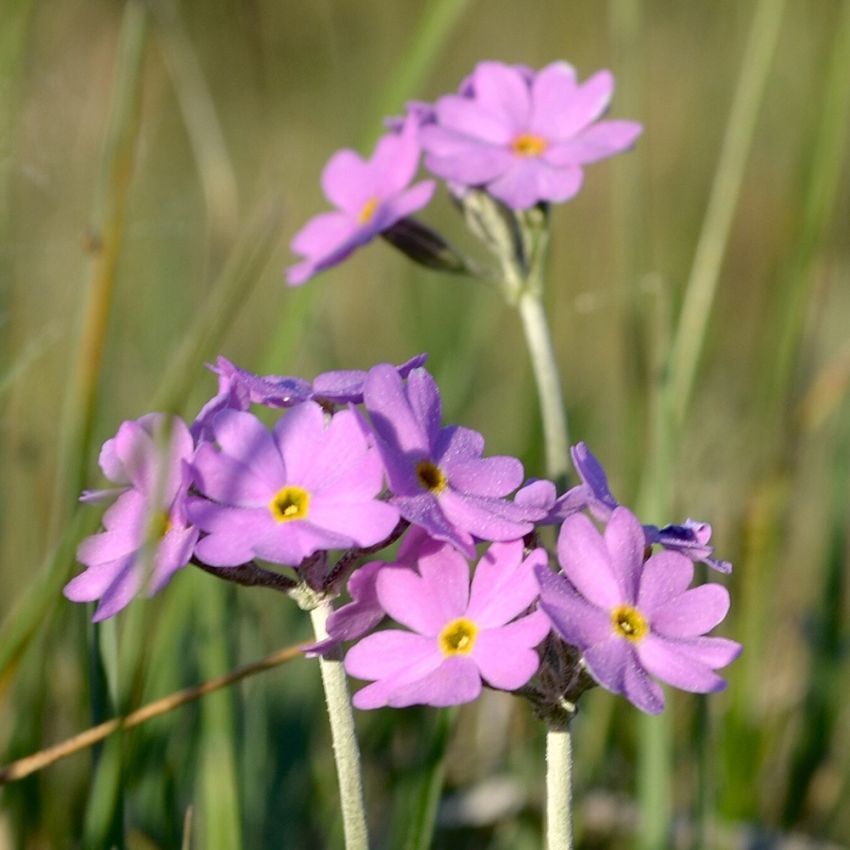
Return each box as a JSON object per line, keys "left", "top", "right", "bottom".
{"left": 310, "top": 603, "right": 370, "bottom": 850}
{"left": 516, "top": 290, "right": 570, "bottom": 482}
{"left": 545, "top": 726, "right": 574, "bottom": 850}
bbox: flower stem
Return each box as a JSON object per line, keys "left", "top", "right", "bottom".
{"left": 517, "top": 289, "right": 570, "bottom": 482}
{"left": 545, "top": 724, "right": 574, "bottom": 850}
{"left": 309, "top": 603, "right": 370, "bottom": 850}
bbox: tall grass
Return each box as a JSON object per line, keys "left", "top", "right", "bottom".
{"left": 1, "top": 1, "right": 849, "bottom": 848}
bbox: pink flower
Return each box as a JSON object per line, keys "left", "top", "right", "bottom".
{"left": 187, "top": 404, "right": 399, "bottom": 566}
{"left": 420, "top": 61, "right": 642, "bottom": 210}
{"left": 536, "top": 507, "right": 741, "bottom": 714}
{"left": 346, "top": 540, "right": 550, "bottom": 708}
{"left": 286, "top": 117, "right": 435, "bottom": 285}
{"left": 64, "top": 414, "right": 198, "bottom": 622}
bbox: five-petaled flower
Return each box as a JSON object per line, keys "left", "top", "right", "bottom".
{"left": 346, "top": 540, "right": 550, "bottom": 708}
{"left": 419, "top": 60, "right": 642, "bottom": 210}
{"left": 363, "top": 364, "right": 542, "bottom": 556}
{"left": 286, "top": 116, "right": 435, "bottom": 285}
{"left": 536, "top": 507, "right": 741, "bottom": 714}
{"left": 188, "top": 404, "right": 399, "bottom": 567}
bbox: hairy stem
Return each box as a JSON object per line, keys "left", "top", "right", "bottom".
{"left": 517, "top": 289, "right": 570, "bottom": 482}
{"left": 546, "top": 725, "right": 574, "bottom": 850}
{"left": 310, "top": 603, "right": 370, "bottom": 850}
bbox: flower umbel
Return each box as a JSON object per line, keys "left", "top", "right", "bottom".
{"left": 536, "top": 507, "right": 741, "bottom": 714}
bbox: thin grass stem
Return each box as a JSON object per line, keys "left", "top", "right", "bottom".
{"left": 0, "top": 642, "right": 304, "bottom": 782}
{"left": 666, "top": 0, "right": 787, "bottom": 428}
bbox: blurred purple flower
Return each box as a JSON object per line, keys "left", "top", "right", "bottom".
{"left": 188, "top": 404, "right": 399, "bottom": 567}
{"left": 346, "top": 540, "right": 550, "bottom": 708}
{"left": 64, "top": 415, "right": 198, "bottom": 622}
{"left": 191, "top": 353, "right": 427, "bottom": 442}
{"left": 364, "top": 364, "right": 542, "bottom": 556}
{"left": 536, "top": 507, "right": 741, "bottom": 714}
{"left": 420, "top": 60, "right": 642, "bottom": 210}
{"left": 286, "top": 116, "right": 435, "bottom": 285}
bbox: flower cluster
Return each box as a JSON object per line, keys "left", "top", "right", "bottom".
{"left": 67, "top": 355, "right": 739, "bottom": 716}
{"left": 286, "top": 60, "right": 642, "bottom": 285}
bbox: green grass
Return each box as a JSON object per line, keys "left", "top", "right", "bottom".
{"left": 2, "top": 1, "right": 849, "bottom": 847}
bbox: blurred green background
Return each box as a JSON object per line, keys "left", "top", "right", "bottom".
{"left": 2, "top": 0, "right": 849, "bottom": 847}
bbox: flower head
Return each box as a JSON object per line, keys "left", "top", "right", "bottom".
{"left": 64, "top": 414, "right": 198, "bottom": 621}
{"left": 364, "top": 364, "right": 542, "bottom": 556}
{"left": 345, "top": 540, "right": 550, "bottom": 708}
{"left": 536, "top": 507, "right": 741, "bottom": 714}
{"left": 420, "top": 61, "right": 642, "bottom": 210}
{"left": 188, "top": 404, "right": 399, "bottom": 567}
{"left": 287, "top": 117, "right": 435, "bottom": 285}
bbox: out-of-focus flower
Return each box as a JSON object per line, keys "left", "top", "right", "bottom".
{"left": 363, "top": 364, "right": 542, "bottom": 556}
{"left": 64, "top": 415, "right": 198, "bottom": 622}
{"left": 188, "top": 404, "right": 399, "bottom": 567}
{"left": 536, "top": 507, "right": 741, "bottom": 714}
{"left": 191, "top": 353, "right": 427, "bottom": 441}
{"left": 286, "top": 117, "right": 435, "bottom": 285}
{"left": 420, "top": 60, "right": 642, "bottom": 210}
{"left": 346, "top": 540, "right": 550, "bottom": 708}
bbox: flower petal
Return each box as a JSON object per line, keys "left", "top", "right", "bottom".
{"left": 649, "top": 584, "right": 730, "bottom": 638}
{"left": 637, "top": 634, "right": 728, "bottom": 694}
{"left": 637, "top": 550, "right": 695, "bottom": 611}
{"left": 472, "top": 614, "right": 548, "bottom": 691}
{"left": 556, "top": 512, "right": 623, "bottom": 608}
{"left": 467, "top": 542, "right": 546, "bottom": 627}
{"left": 535, "top": 565, "right": 612, "bottom": 649}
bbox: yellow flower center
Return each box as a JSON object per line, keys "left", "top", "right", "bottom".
{"left": 269, "top": 486, "right": 310, "bottom": 523}
{"left": 439, "top": 618, "right": 478, "bottom": 656}
{"left": 358, "top": 197, "right": 379, "bottom": 224}
{"left": 147, "top": 510, "right": 172, "bottom": 541}
{"left": 416, "top": 460, "right": 447, "bottom": 494}
{"left": 511, "top": 133, "right": 548, "bottom": 157}
{"left": 611, "top": 605, "right": 649, "bottom": 643}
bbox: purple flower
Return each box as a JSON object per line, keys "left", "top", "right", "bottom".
{"left": 345, "top": 540, "right": 551, "bottom": 708}
{"left": 420, "top": 61, "right": 642, "bottom": 210}
{"left": 363, "top": 364, "right": 541, "bottom": 556}
{"left": 188, "top": 404, "right": 399, "bottom": 567}
{"left": 191, "top": 353, "right": 427, "bottom": 442}
{"left": 536, "top": 508, "right": 741, "bottom": 714}
{"left": 286, "top": 117, "right": 436, "bottom": 285}
{"left": 64, "top": 415, "right": 199, "bottom": 622}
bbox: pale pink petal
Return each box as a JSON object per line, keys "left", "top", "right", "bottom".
{"left": 557, "top": 513, "right": 623, "bottom": 608}
{"left": 472, "top": 62, "right": 532, "bottom": 131}
{"left": 472, "top": 611, "right": 550, "bottom": 690}
{"left": 649, "top": 584, "right": 730, "bottom": 638}
{"left": 637, "top": 550, "right": 694, "bottom": 610}
{"left": 637, "top": 634, "right": 727, "bottom": 694}
{"left": 467, "top": 543, "right": 546, "bottom": 627}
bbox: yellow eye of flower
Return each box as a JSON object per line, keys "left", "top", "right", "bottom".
{"left": 611, "top": 605, "right": 649, "bottom": 642}
{"left": 511, "top": 133, "right": 547, "bottom": 157}
{"left": 147, "top": 510, "right": 172, "bottom": 541}
{"left": 415, "top": 460, "right": 447, "bottom": 494}
{"left": 439, "top": 618, "right": 478, "bottom": 656}
{"left": 358, "top": 197, "right": 379, "bottom": 224}
{"left": 269, "top": 486, "right": 310, "bottom": 523}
